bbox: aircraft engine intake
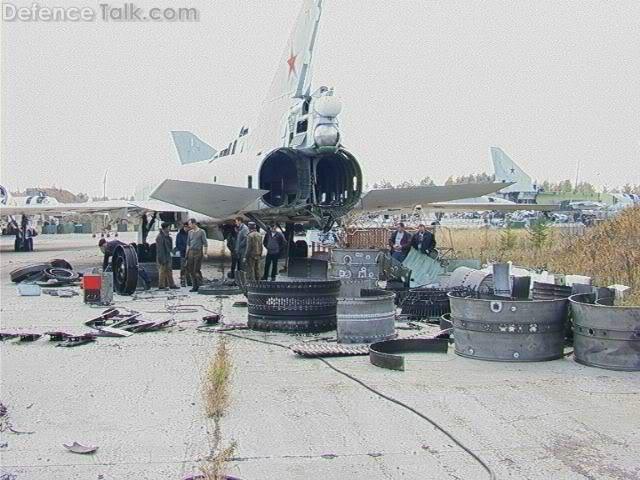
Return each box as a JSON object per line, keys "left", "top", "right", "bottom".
{"left": 259, "top": 147, "right": 362, "bottom": 212}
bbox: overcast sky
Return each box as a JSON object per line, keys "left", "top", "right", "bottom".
{"left": 2, "top": 0, "right": 639, "bottom": 198}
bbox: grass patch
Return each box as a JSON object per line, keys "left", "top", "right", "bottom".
{"left": 203, "top": 337, "right": 232, "bottom": 419}
{"left": 200, "top": 336, "right": 236, "bottom": 479}
{"left": 439, "top": 206, "right": 640, "bottom": 294}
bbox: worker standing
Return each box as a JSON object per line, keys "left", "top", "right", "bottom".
{"left": 186, "top": 219, "right": 208, "bottom": 292}
{"left": 261, "top": 224, "right": 285, "bottom": 281}
{"left": 155, "top": 222, "right": 179, "bottom": 290}
{"left": 244, "top": 222, "right": 263, "bottom": 282}
{"left": 234, "top": 217, "right": 249, "bottom": 272}
{"left": 175, "top": 222, "right": 189, "bottom": 287}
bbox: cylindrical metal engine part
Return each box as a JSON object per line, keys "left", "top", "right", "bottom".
{"left": 531, "top": 282, "right": 573, "bottom": 300}
{"left": 337, "top": 289, "right": 396, "bottom": 344}
{"left": 330, "top": 248, "right": 381, "bottom": 281}
{"left": 449, "top": 292, "right": 569, "bottom": 362}
{"left": 570, "top": 294, "right": 640, "bottom": 371}
{"left": 247, "top": 279, "right": 340, "bottom": 333}
{"left": 335, "top": 277, "right": 377, "bottom": 298}
{"left": 446, "top": 267, "right": 494, "bottom": 294}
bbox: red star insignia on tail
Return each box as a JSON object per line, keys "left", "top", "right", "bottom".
{"left": 287, "top": 49, "right": 298, "bottom": 79}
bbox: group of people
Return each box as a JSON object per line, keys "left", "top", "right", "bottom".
{"left": 388, "top": 222, "right": 437, "bottom": 262}
{"left": 225, "top": 218, "right": 286, "bottom": 282}
{"left": 98, "top": 217, "right": 287, "bottom": 293}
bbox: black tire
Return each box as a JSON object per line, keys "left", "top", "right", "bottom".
{"left": 50, "top": 259, "right": 73, "bottom": 270}
{"left": 43, "top": 267, "right": 80, "bottom": 283}
{"left": 10, "top": 263, "right": 50, "bottom": 283}
{"left": 112, "top": 245, "right": 139, "bottom": 295}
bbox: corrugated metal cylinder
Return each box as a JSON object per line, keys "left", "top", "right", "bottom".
{"left": 570, "top": 294, "right": 640, "bottom": 371}
{"left": 337, "top": 289, "right": 396, "bottom": 344}
{"left": 449, "top": 292, "right": 569, "bottom": 362}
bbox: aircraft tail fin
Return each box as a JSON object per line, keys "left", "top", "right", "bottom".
{"left": 490, "top": 147, "right": 535, "bottom": 193}
{"left": 171, "top": 131, "right": 217, "bottom": 165}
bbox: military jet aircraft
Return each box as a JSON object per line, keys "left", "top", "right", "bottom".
{"left": 2, "top": 0, "right": 511, "bottom": 241}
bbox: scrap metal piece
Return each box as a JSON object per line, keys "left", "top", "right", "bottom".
{"left": 0, "top": 331, "right": 19, "bottom": 341}
{"left": 62, "top": 442, "right": 98, "bottom": 454}
{"left": 94, "top": 326, "right": 133, "bottom": 337}
{"left": 288, "top": 258, "right": 329, "bottom": 279}
{"left": 198, "top": 279, "right": 243, "bottom": 296}
{"left": 202, "top": 314, "right": 221, "bottom": 325}
{"left": 43, "top": 267, "right": 79, "bottom": 283}
{"left": 399, "top": 287, "right": 470, "bottom": 321}
{"left": 49, "top": 259, "right": 73, "bottom": 270}
{"left": 290, "top": 343, "right": 369, "bottom": 357}
{"left": 531, "top": 282, "right": 572, "bottom": 300}
{"left": 446, "top": 267, "right": 494, "bottom": 293}
{"left": 337, "top": 289, "right": 396, "bottom": 344}
{"left": 492, "top": 263, "right": 512, "bottom": 297}
{"left": 247, "top": 279, "right": 341, "bottom": 333}
{"left": 17, "top": 333, "right": 42, "bottom": 342}
{"left": 9, "top": 263, "right": 49, "bottom": 283}
{"left": 134, "top": 319, "right": 173, "bottom": 332}
{"left": 570, "top": 294, "right": 640, "bottom": 371}
{"left": 57, "top": 333, "right": 97, "bottom": 347}
{"left": 44, "top": 331, "right": 73, "bottom": 341}
{"left": 369, "top": 338, "right": 449, "bottom": 371}
{"left": 449, "top": 292, "right": 569, "bottom": 362}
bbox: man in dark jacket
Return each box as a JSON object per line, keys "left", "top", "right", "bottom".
{"left": 262, "top": 224, "right": 285, "bottom": 281}
{"left": 156, "top": 222, "right": 178, "bottom": 290}
{"left": 225, "top": 226, "right": 239, "bottom": 279}
{"left": 388, "top": 223, "right": 412, "bottom": 262}
{"left": 234, "top": 217, "right": 249, "bottom": 271}
{"left": 99, "top": 238, "right": 126, "bottom": 270}
{"left": 411, "top": 224, "right": 436, "bottom": 256}
{"left": 98, "top": 238, "right": 151, "bottom": 290}
{"left": 175, "top": 222, "right": 189, "bottom": 286}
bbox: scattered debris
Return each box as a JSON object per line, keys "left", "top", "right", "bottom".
{"left": 94, "top": 326, "right": 133, "bottom": 337}
{"left": 62, "top": 442, "right": 98, "bottom": 454}
{"left": 42, "top": 288, "right": 79, "bottom": 297}
{"left": 232, "top": 301, "right": 247, "bottom": 308}
{"left": 290, "top": 343, "right": 369, "bottom": 357}
{"left": 369, "top": 337, "right": 449, "bottom": 371}
{"left": 43, "top": 267, "right": 79, "bottom": 283}
{"left": 49, "top": 258, "right": 73, "bottom": 270}
{"left": 0, "top": 402, "right": 34, "bottom": 435}
{"left": 9, "top": 263, "right": 49, "bottom": 283}
{"left": 17, "top": 283, "right": 41, "bottom": 296}
{"left": 57, "top": 333, "right": 97, "bottom": 348}
{"left": 203, "top": 315, "right": 221, "bottom": 326}
{"left": 198, "top": 279, "right": 243, "bottom": 296}
{"left": 17, "top": 333, "right": 42, "bottom": 342}
{"left": 0, "top": 332, "right": 20, "bottom": 341}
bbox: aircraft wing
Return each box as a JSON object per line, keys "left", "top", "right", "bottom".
{"left": 0, "top": 199, "right": 189, "bottom": 217}
{"left": 357, "top": 183, "right": 512, "bottom": 212}
{"left": 0, "top": 202, "right": 128, "bottom": 216}
{"left": 150, "top": 180, "right": 267, "bottom": 220}
{"left": 425, "top": 202, "right": 560, "bottom": 212}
